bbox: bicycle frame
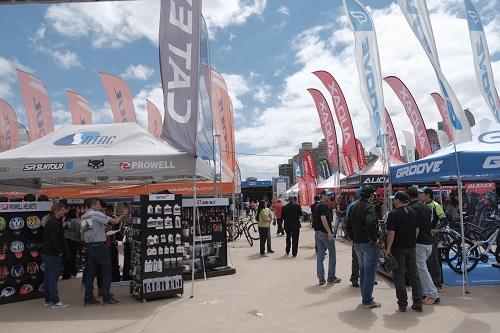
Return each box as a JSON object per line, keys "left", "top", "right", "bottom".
{"left": 465, "top": 229, "right": 499, "bottom": 260}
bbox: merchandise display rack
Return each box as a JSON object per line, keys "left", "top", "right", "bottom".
{"left": 0, "top": 201, "right": 52, "bottom": 305}
{"left": 129, "top": 194, "right": 185, "bottom": 302}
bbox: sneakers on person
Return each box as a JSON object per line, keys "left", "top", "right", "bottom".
{"left": 44, "top": 301, "right": 52, "bottom": 306}
{"left": 103, "top": 297, "right": 122, "bottom": 306}
{"left": 267, "top": 250, "right": 275, "bottom": 254}
{"left": 51, "top": 302, "right": 70, "bottom": 308}
{"left": 84, "top": 298, "right": 100, "bottom": 306}
{"left": 328, "top": 277, "right": 342, "bottom": 284}
{"left": 319, "top": 281, "right": 326, "bottom": 286}
{"left": 260, "top": 253, "right": 267, "bottom": 257}
{"left": 423, "top": 296, "right": 440, "bottom": 305}
{"left": 411, "top": 304, "right": 423, "bottom": 312}
{"left": 351, "top": 280, "right": 360, "bottom": 288}
{"left": 398, "top": 306, "right": 407, "bottom": 312}
{"left": 362, "top": 301, "right": 381, "bottom": 309}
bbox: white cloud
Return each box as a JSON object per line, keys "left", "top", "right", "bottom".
{"left": 50, "top": 49, "right": 81, "bottom": 70}
{"left": 254, "top": 84, "right": 271, "bottom": 103}
{"left": 221, "top": 73, "right": 251, "bottom": 111}
{"left": 132, "top": 83, "right": 164, "bottom": 129}
{"left": 234, "top": 1, "right": 500, "bottom": 179}
{"left": 45, "top": 0, "right": 267, "bottom": 48}
{"left": 122, "top": 64, "right": 154, "bottom": 81}
{"left": 278, "top": 5, "right": 290, "bottom": 16}
{"left": 0, "top": 57, "right": 31, "bottom": 99}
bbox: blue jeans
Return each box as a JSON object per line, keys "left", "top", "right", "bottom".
{"left": 85, "top": 243, "right": 112, "bottom": 302}
{"left": 333, "top": 216, "right": 344, "bottom": 237}
{"left": 315, "top": 231, "right": 337, "bottom": 282}
{"left": 42, "top": 254, "right": 61, "bottom": 304}
{"left": 354, "top": 242, "right": 379, "bottom": 305}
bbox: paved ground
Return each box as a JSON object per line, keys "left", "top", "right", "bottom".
{"left": 1, "top": 224, "right": 499, "bottom": 333}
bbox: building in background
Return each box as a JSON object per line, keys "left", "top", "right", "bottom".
{"left": 241, "top": 178, "right": 273, "bottom": 203}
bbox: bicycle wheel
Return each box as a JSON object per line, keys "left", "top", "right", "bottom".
{"left": 243, "top": 227, "right": 253, "bottom": 247}
{"left": 484, "top": 227, "right": 498, "bottom": 255}
{"left": 247, "top": 222, "right": 260, "bottom": 240}
{"left": 445, "top": 239, "right": 479, "bottom": 273}
{"left": 436, "top": 231, "right": 458, "bottom": 261}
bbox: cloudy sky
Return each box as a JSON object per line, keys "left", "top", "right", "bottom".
{"left": 0, "top": 0, "right": 499, "bottom": 180}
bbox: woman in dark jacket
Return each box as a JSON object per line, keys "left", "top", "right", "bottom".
{"left": 42, "top": 202, "right": 69, "bottom": 308}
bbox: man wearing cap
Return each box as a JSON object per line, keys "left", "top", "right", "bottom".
{"left": 420, "top": 187, "right": 448, "bottom": 289}
{"left": 313, "top": 189, "right": 341, "bottom": 285}
{"left": 81, "top": 198, "right": 129, "bottom": 306}
{"left": 347, "top": 185, "right": 380, "bottom": 308}
{"left": 385, "top": 192, "right": 423, "bottom": 312}
{"left": 407, "top": 186, "right": 440, "bottom": 305}
{"left": 282, "top": 196, "right": 303, "bottom": 257}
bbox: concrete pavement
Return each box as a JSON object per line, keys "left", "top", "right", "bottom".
{"left": 0, "top": 224, "right": 499, "bottom": 333}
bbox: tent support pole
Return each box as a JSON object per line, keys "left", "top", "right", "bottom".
{"left": 190, "top": 178, "right": 197, "bottom": 298}
{"left": 452, "top": 143, "right": 469, "bottom": 295}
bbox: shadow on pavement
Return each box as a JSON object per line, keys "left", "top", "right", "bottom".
{"left": 450, "top": 317, "right": 491, "bottom": 333}
{"left": 337, "top": 305, "right": 377, "bottom": 331}
{"left": 302, "top": 284, "right": 359, "bottom": 306}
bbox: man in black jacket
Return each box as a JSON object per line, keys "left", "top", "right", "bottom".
{"left": 346, "top": 185, "right": 380, "bottom": 309}
{"left": 282, "top": 196, "right": 303, "bottom": 257}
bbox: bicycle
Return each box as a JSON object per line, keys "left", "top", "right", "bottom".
{"left": 444, "top": 228, "right": 499, "bottom": 273}
{"left": 226, "top": 217, "right": 256, "bottom": 247}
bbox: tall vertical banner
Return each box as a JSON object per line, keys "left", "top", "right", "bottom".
{"left": 159, "top": 0, "right": 201, "bottom": 155}
{"left": 304, "top": 175, "right": 317, "bottom": 206}
{"left": 98, "top": 72, "right": 137, "bottom": 123}
{"left": 0, "top": 99, "right": 20, "bottom": 152}
{"left": 302, "top": 150, "right": 317, "bottom": 180}
{"left": 403, "top": 130, "right": 416, "bottom": 163}
{"left": 313, "top": 71, "right": 360, "bottom": 171}
{"left": 297, "top": 177, "right": 308, "bottom": 207}
{"left": 398, "top": 0, "right": 472, "bottom": 143}
{"left": 342, "top": 149, "right": 355, "bottom": 176}
{"left": 383, "top": 108, "right": 401, "bottom": 161}
{"left": 431, "top": 92, "right": 454, "bottom": 141}
{"left": 67, "top": 90, "right": 92, "bottom": 125}
{"left": 307, "top": 88, "right": 340, "bottom": 169}
{"left": 16, "top": 69, "right": 54, "bottom": 141}
{"left": 196, "top": 15, "right": 215, "bottom": 161}
{"left": 355, "top": 139, "right": 367, "bottom": 169}
{"left": 343, "top": 0, "right": 387, "bottom": 149}
{"left": 464, "top": 0, "right": 500, "bottom": 123}
{"left": 146, "top": 99, "right": 162, "bottom": 138}
{"left": 436, "top": 129, "right": 450, "bottom": 149}
{"left": 384, "top": 76, "right": 432, "bottom": 157}
{"left": 211, "top": 69, "right": 236, "bottom": 181}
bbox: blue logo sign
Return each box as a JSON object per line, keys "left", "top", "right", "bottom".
{"left": 65, "top": 162, "right": 74, "bottom": 170}
{"left": 345, "top": 0, "right": 373, "bottom": 32}
{"left": 465, "top": 0, "right": 483, "bottom": 32}
{"left": 54, "top": 131, "right": 116, "bottom": 146}
{"left": 478, "top": 130, "right": 500, "bottom": 144}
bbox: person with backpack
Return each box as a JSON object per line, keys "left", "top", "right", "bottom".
{"left": 313, "top": 189, "right": 341, "bottom": 285}
{"left": 346, "top": 185, "right": 380, "bottom": 309}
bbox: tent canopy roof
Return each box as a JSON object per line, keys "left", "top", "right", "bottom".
{"left": 0, "top": 123, "right": 213, "bottom": 191}
{"left": 317, "top": 173, "right": 346, "bottom": 189}
{"left": 390, "top": 125, "right": 500, "bottom": 184}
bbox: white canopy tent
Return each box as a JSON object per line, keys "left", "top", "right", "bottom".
{"left": 0, "top": 123, "right": 213, "bottom": 192}
{"left": 281, "top": 183, "right": 299, "bottom": 199}
{"left": 317, "top": 173, "right": 347, "bottom": 190}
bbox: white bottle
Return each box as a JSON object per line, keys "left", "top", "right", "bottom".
{"left": 156, "top": 217, "right": 164, "bottom": 229}
{"left": 173, "top": 204, "right": 181, "bottom": 215}
{"left": 158, "top": 246, "right": 163, "bottom": 255}
{"left": 175, "top": 233, "right": 181, "bottom": 245}
{"left": 164, "top": 217, "right": 173, "bottom": 229}
{"left": 147, "top": 205, "right": 154, "bottom": 215}
{"left": 175, "top": 216, "right": 181, "bottom": 228}
{"left": 161, "top": 234, "right": 166, "bottom": 243}
{"left": 155, "top": 204, "right": 162, "bottom": 214}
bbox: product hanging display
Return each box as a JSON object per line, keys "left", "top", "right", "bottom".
{"left": 129, "top": 194, "right": 184, "bottom": 302}
{"left": 0, "top": 201, "right": 52, "bottom": 305}
{"left": 182, "top": 198, "right": 229, "bottom": 276}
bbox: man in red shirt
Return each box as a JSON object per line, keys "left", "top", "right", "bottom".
{"left": 274, "top": 200, "right": 284, "bottom": 236}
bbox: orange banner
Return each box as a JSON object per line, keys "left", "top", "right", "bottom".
{"left": 146, "top": 99, "right": 162, "bottom": 138}
{"left": 211, "top": 69, "right": 236, "bottom": 181}
{"left": 16, "top": 69, "right": 54, "bottom": 141}
{"left": 67, "top": 90, "right": 92, "bottom": 125}
{"left": 39, "top": 181, "right": 236, "bottom": 199}
{"left": 0, "top": 99, "right": 20, "bottom": 152}
{"left": 98, "top": 72, "right": 137, "bottom": 123}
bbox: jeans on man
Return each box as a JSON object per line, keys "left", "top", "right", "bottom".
{"left": 315, "top": 231, "right": 337, "bottom": 283}
{"left": 333, "top": 216, "right": 344, "bottom": 238}
{"left": 354, "top": 242, "right": 379, "bottom": 305}
{"left": 286, "top": 229, "right": 300, "bottom": 256}
{"left": 427, "top": 238, "right": 442, "bottom": 287}
{"left": 392, "top": 248, "right": 423, "bottom": 308}
{"left": 416, "top": 243, "right": 438, "bottom": 298}
{"left": 84, "top": 243, "right": 112, "bottom": 303}
{"left": 62, "top": 239, "right": 79, "bottom": 279}
{"left": 258, "top": 227, "right": 271, "bottom": 254}
{"left": 350, "top": 244, "right": 359, "bottom": 282}
{"left": 42, "top": 254, "right": 62, "bottom": 304}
